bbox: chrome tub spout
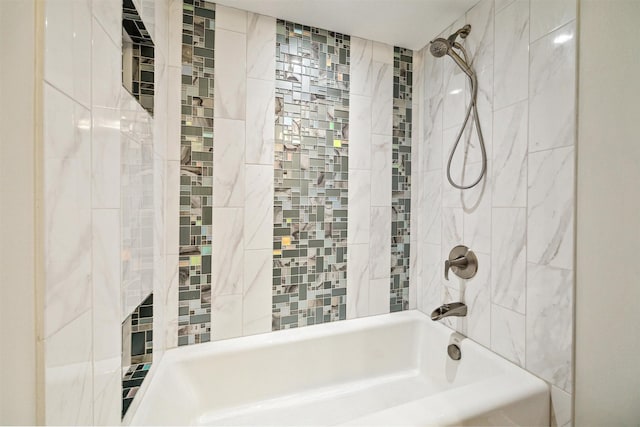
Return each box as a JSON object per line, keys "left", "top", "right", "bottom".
{"left": 431, "top": 302, "right": 467, "bottom": 321}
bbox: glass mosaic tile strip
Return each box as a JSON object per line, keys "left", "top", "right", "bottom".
{"left": 122, "top": 362, "right": 151, "bottom": 418}
{"left": 122, "top": 293, "right": 153, "bottom": 419}
{"left": 123, "top": 0, "right": 155, "bottom": 115}
{"left": 178, "top": 0, "right": 215, "bottom": 346}
{"left": 273, "top": 20, "right": 350, "bottom": 329}
{"left": 390, "top": 47, "right": 413, "bottom": 312}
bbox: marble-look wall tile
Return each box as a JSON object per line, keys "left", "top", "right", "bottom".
{"left": 491, "top": 208, "right": 526, "bottom": 313}
{"left": 44, "top": 311, "right": 93, "bottom": 425}
{"left": 212, "top": 294, "right": 243, "bottom": 341}
{"left": 351, "top": 37, "right": 373, "bottom": 97}
{"left": 165, "top": 160, "right": 180, "bottom": 255}
{"left": 44, "top": 85, "right": 92, "bottom": 338}
{"left": 372, "top": 41, "right": 393, "bottom": 64}
{"left": 527, "top": 146, "right": 574, "bottom": 270}
{"left": 495, "top": 0, "right": 516, "bottom": 13}
{"left": 92, "top": 19, "right": 121, "bottom": 110}
{"left": 244, "top": 165, "right": 273, "bottom": 250}
{"left": 530, "top": 0, "right": 576, "bottom": 42}
{"left": 371, "top": 62, "right": 393, "bottom": 135}
{"left": 423, "top": 170, "right": 442, "bottom": 245}
{"left": 491, "top": 304, "right": 526, "bottom": 367}
{"left": 369, "top": 278, "right": 390, "bottom": 316}
{"left": 346, "top": 244, "right": 370, "bottom": 319}
{"left": 349, "top": 94, "right": 372, "bottom": 170}
{"left": 463, "top": 190, "right": 492, "bottom": 254}
{"left": 408, "top": 245, "right": 418, "bottom": 310}
{"left": 166, "top": 66, "right": 182, "bottom": 161}
{"left": 92, "top": 0, "right": 121, "bottom": 47}
{"left": 91, "top": 108, "right": 121, "bottom": 209}
{"left": 370, "top": 134, "right": 392, "bottom": 206}
{"left": 347, "top": 169, "right": 371, "bottom": 245}
{"left": 92, "top": 210, "right": 121, "bottom": 362}
{"left": 419, "top": 243, "right": 442, "bottom": 314}
{"left": 213, "top": 118, "right": 245, "bottom": 207}
{"left": 44, "top": 0, "right": 91, "bottom": 108}
{"left": 243, "top": 249, "right": 272, "bottom": 335}
{"left": 441, "top": 207, "right": 463, "bottom": 259}
{"left": 441, "top": 127, "right": 463, "bottom": 208}
{"left": 463, "top": 251, "right": 491, "bottom": 347}
{"left": 466, "top": 0, "right": 494, "bottom": 167}
{"left": 551, "top": 385, "right": 572, "bottom": 427}
{"left": 92, "top": 363, "right": 120, "bottom": 425}
{"left": 493, "top": 100, "right": 528, "bottom": 207}
{"left": 216, "top": 4, "right": 247, "bottom": 33}
{"left": 529, "top": 22, "right": 576, "bottom": 152}
{"left": 165, "top": 253, "right": 179, "bottom": 349}
{"left": 92, "top": 208, "right": 121, "bottom": 424}
{"left": 152, "top": 151, "right": 167, "bottom": 360}
{"left": 410, "top": 48, "right": 423, "bottom": 312}
{"left": 245, "top": 78, "right": 275, "bottom": 165}
{"left": 369, "top": 206, "right": 391, "bottom": 280}
{"left": 494, "top": 0, "right": 529, "bottom": 110}
{"left": 214, "top": 29, "right": 246, "bottom": 120}
{"left": 424, "top": 56, "right": 443, "bottom": 172}
{"left": 526, "top": 263, "right": 573, "bottom": 392}
{"left": 246, "top": 14, "right": 276, "bottom": 81}
{"left": 168, "top": 0, "right": 182, "bottom": 68}
{"left": 212, "top": 208, "right": 244, "bottom": 296}
{"left": 153, "top": 60, "right": 169, "bottom": 159}
{"left": 443, "top": 71, "right": 466, "bottom": 130}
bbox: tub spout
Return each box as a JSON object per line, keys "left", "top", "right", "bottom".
{"left": 431, "top": 302, "right": 467, "bottom": 321}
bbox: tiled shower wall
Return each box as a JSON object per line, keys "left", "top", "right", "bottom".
{"left": 178, "top": 4, "right": 278, "bottom": 344}
{"left": 414, "top": 0, "right": 576, "bottom": 425}
{"left": 177, "top": 3, "right": 415, "bottom": 343}
{"left": 41, "top": 0, "right": 178, "bottom": 424}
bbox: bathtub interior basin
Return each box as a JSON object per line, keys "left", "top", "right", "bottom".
{"left": 129, "top": 311, "right": 549, "bottom": 426}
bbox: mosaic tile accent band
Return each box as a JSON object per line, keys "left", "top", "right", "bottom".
{"left": 178, "top": 0, "right": 215, "bottom": 346}
{"left": 123, "top": 0, "right": 155, "bottom": 115}
{"left": 122, "top": 293, "right": 153, "bottom": 418}
{"left": 390, "top": 47, "right": 413, "bottom": 312}
{"left": 273, "top": 20, "right": 350, "bottom": 329}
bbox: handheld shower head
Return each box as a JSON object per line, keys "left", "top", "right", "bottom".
{"left": 429, "top": 38, "right": 474, "bottom": 78}
{"left": 429, "top": 38, "right": 451, "bottom": 58}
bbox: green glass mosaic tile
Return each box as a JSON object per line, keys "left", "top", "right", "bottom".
{"left": 178, "top": 0, "right": 215, "bottom": 346}
{"left": 391, "top": 47, "right": 413, "bottom": 312}
{"left": 273, "top": 20, "right": 350, "bottom": 330}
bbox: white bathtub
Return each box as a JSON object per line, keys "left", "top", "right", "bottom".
{"left": 130, "top": 311, "right": 549, "bottom": 426}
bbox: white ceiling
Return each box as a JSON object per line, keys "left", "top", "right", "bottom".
{"left": 214, "top": 0, "right": 479, "bottom": 51}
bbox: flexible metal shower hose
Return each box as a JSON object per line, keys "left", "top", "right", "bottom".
{"left": 445, "top": 43, "right": 487, "bottom": 190}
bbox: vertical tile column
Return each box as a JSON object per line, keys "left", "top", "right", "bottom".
{"left": 346, "top": 37, "right": 373, "bottom": 318}
{"left": 164, "top": 0, "right": 184, "bottom": 350}
{"left": 390, "top": 47, "right": 413, "bottom": 312}
{"left": 178, "top": 0, "right": 216, "bottom": 346}
{"left": 91, "top": 1, "right": 123, "bottom": 423}
{"left": 42, "top": 0, "right": 93, "bottom": 423}
{"left": 211, "top": 5, "right": 247, "bottom": 340}
{"left": 368, "top": 42, "right": 394, "bottom": 316}
{"left": 243, "top": 12, "right": 276, "bottom": 336}
{"left": 409, "top": 48, "right": 424, "bottom": 311}
{"left": 273, "top": 22, "right": 350, "bottom": 329}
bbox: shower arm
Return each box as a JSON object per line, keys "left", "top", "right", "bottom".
{"left": 445, "top": 43, "right": 487, "bottom": 190}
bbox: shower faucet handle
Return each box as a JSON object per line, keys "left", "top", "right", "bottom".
{"left": 444, "top": 245, "right": 478, "bottom": 280}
